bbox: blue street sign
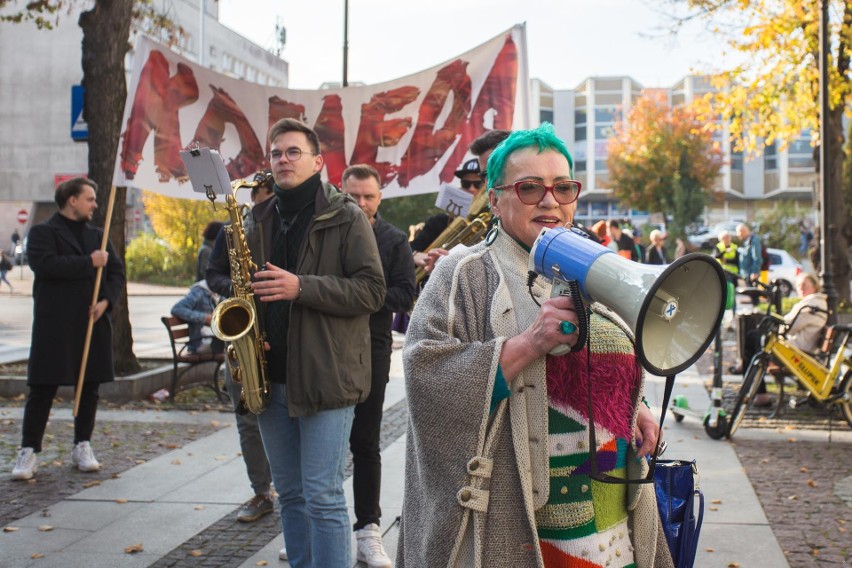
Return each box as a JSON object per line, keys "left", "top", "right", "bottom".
{"left": 71, "top": 85, "right": 88, "bottom": 142}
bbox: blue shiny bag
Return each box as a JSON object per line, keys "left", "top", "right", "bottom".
{"left": 654, "top": 459, "right": 704, "bottom": 568}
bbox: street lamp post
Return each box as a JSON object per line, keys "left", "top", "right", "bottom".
{"left": 818, "top": 0, "right": 837, "bottom": 323}
{"left": 342, "top": 0, "right": 349, "bottom": 87}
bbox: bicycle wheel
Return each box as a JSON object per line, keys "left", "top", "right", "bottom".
{"left": 838, "top": 370, "right": 852, "bottom": 428}
{"left": 728, "top": 355, "right": 768, "bottom": 438}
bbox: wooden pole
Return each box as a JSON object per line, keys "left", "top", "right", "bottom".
{"left": 73, "top": 185, "right": 117, "bottom": 417}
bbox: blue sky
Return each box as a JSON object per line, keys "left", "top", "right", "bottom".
{"left": 218, "top": 0, "right": 731, "bottom": 90}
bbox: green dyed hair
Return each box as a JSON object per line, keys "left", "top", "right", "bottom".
{"left": 486, "top": 122, "right": 574, "bottom": 191}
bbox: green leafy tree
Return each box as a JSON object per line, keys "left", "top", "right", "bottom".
{"left": 1, "top": 0, "right": 182, "bottom": 372}
{"left": 665, "top": 0, "right": 851, "bottom": 307}
{"left": 754, "top": 200, "right": 807, "bottom": 256}
{"left": 379, "top": 193, "right": 443, "bottom": 241}
{"left": 606, "top": 93, "right": 723, "bottom": 239}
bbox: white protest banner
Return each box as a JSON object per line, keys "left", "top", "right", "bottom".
{"left": 115, "top": 25, "right": 529, "bottom": 200}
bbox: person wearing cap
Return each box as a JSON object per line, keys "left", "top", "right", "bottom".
{"left": 410, "top": 158, "right": 484, "bottom": 269}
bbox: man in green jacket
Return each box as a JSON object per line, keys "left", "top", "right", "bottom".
{"left": 250, "top": 118, "right": 386, "bottom": 567}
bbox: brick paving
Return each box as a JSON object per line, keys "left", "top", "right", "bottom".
{"left": 730, "top": 438, "right": 851, "bottom": 566}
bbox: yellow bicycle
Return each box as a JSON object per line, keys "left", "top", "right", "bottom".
{"left": 727, "top": 284, "right": 852, "bottom": 438}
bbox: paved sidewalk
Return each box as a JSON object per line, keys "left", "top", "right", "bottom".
{"left": 3, "top": 284, "right": 850, "bottom": 567}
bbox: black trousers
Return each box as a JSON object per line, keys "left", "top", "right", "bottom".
{"left": 22, "top": 383, "right": 100, "bottom": 452}
{"left": 349, "top": 348, "right": 391, "bottom": 531}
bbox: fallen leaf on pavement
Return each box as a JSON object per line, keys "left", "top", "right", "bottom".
{"left": 727, "top": 563, "right": 740, "bottom": 567}
{"left": 3, "top": 526, "right": 19, "bottom": 532}
{"left": 788, "top": 494, "right": 798, "bottom": 500}
{"left": 215, "top": 455, "right": 227, "bottom": 461}
{"left": 37, "top": 525, "right": 53, "bottom": 531}
{"left": 800, "top": 466, "right": 809, "bottom": 473}
{"left": 189, "top": 550, "right": 203, "bottom": 557}
{"left": 256, "top": 562, "right": 269, "bottom": 566}
{"left": 194, "top": 505, "right": 205, "bottom": 510}
{"left": 705, "top": 548, "right": 714, "bottom": 552}
{"left": 710, "top": 506, "right": 719, "bottom": 511}
{"left": 210, "top": 420, "right": 221, "bottom": 427}
{"left": 787, "top": 437, "right": 797, "bottom": 443}
{"left": 83, "top": 480, "right": 101, "bottom": 488}
{"left": 124, "top": 543, "right": 144, "bottom": 554}
{"left": 31, "top": 553, "right": 44, "bottom": 559}
{"left": 171, "top": 459, "right": 182, "bottom": 465}
{"left": 807, "top": 479, "right": 817, "bottom": 488}
{"left": 711, "top": 499, "right": 722, "bottom": 504}
{"left": 115, "top": 499, "right": 128, "bottom": 504}
{"left": 812, "top": 549, "right": 820, "bottom": 556}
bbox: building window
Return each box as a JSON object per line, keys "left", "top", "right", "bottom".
{"left": 575, "top": 160, "right": 587, "bottom": 173}
{"left": 787, "top": 130, "right": 814, "bottom": 169}
{"left": 540, "top": 109, "right": 554, "bottom": 124}
{"left": 730, "top": 143, "right": 743, "bottom": 171}
{"left": 575, "top": 108, "right": 587, "bottom": 142}
{"left": 764, "top": 141, "right": 777, "bottom": 171}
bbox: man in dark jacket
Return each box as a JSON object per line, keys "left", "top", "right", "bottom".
{"left": 210, "top": 118, "right": 385, "bottom": 567}
{"left": 342, "top": 164, "right": 416, "bottom": 567}
{"left": 12, "top": 177, "right": 125, "bottom": 480}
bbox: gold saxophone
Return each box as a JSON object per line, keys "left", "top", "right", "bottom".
{"left": 209, "top": 174, "right": 271, "bottom": 414}
{"left": 414, "top": 188, "right": 492, "bottom": 284}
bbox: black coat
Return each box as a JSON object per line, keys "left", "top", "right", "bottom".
{"left": 645, "top": 245, "right": 668, "bottom": 265}
{"left": 27, "top": 213, "right": 125, "bottom": 386}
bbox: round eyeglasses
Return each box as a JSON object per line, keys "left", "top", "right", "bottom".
{"left": 492, "top": 180, "right": 582, "bottom": 205}
{"left": 269, "top": 147, "right": 316, "bottom": 162}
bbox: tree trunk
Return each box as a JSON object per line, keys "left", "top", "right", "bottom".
{"left": 827, "top": 107, "right": 851, "bottom": 307}
{"left": 79, "top": 1, "right": 140, "bottom": 373}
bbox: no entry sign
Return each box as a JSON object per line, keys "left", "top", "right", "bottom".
{"left": 16, "top": 209, "right": 28, "bottom": 225}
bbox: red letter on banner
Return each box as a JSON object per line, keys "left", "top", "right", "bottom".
{"left": 439, "top": 35, "right": 518, "bottom": 182}
{"left": 313, "top": 95, "right": 346, "bottom": 186}
{"left": 397, "top": 60, "right": 472, "bottom": 186}
{"left": 266, "top": 97, "right": 307, "bottom": 159}
{"left": 350, "top": 86, "right": 420, "bottom": 186}
{"left": 120, "top": 50, "right": 199, "bottom": 181}
{"left": 186, "top": 86, "right": 266, "bottom": 179}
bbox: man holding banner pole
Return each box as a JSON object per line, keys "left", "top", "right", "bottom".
{"left": 11, "top": 178, "right": 125, "bottom": 481}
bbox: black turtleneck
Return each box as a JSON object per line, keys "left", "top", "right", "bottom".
{"left": 59, "top": 214, "right": 88, "bottom": 251}
{"left": 265, "top": 172, "right": 321, "bottom": 384}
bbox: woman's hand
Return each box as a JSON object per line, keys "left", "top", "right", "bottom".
{"left": 499, "top": 295, "right": 580, "bottom": 382}
{"left": 634, "top": 404, "right": 661, "bottom": 458}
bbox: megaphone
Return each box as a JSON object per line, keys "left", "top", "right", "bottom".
{"left": 529, "top": 227, "right": 726, "bottom": 376}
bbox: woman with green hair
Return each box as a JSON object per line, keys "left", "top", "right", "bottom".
{"left": 399, "top": 123, "right": 672, "bottom": 568}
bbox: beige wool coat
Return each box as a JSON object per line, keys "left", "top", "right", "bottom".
{"left": 398, "top": 230, "right": 673, "bottom": 568}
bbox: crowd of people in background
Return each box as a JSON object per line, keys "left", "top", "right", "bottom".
{"left": 14, "top": 118, "right": 834, "bottom": 568}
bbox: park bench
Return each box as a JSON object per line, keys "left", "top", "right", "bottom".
{"left": 160, "top": 316, "right": 226, "bottom": 402}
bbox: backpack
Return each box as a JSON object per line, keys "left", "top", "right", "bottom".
{"left": 0, "top": 257, "right": 11, "bottom": 271}
{"left": 760, "top": 245, "right": 770, "bottom": 272}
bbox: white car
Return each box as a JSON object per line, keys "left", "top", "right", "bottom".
{"left": 766, "top": 248, "right": 803, "bottom": 297}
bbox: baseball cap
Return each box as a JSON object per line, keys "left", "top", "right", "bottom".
{"left": 454, "top": 158, "right": 481, "bottom": 179}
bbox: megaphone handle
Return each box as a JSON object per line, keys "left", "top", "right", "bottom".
{"left": 548, "top": 278, "right": 588, "bottom": 356}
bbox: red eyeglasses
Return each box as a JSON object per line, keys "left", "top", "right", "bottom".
{"left": 492, "top": 180, "right": 582, "bottom": 205}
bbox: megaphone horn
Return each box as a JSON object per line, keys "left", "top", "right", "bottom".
{"left": 530, "top": 227, "right": 727, "bottom": 376}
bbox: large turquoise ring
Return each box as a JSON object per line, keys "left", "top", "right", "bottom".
{"left": 560, "top": 321, "right": 577, "bottom": 335}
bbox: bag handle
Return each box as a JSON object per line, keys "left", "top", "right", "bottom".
{"left": 682, "top": 488, "right": 704, "bottom": 568}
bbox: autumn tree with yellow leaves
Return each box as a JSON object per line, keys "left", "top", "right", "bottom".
{"left": 666, "top": 0, "right": 850, "bottom": 304}
{"left": 139, "top": 192, "right": 227, "bottom": 283}
{"left": 607, "top": 93, "right": 723, "bottom": 240}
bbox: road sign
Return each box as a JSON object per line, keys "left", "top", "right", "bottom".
{"left": 71, "top": 85, "right": 88, "bottom": 142}
{"left": 16, "top": 209, "right": 28, "bottom": 225}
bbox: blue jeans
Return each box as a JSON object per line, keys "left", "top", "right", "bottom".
{"left": 257, "top": 383, "right": 355, "bottom": 568}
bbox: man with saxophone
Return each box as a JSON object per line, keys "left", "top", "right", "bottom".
{"left": 342, "top": 164, "right": 416, "bottom": 568}
{"left": 242, "top": 118, "right": 385, "bottom": 567}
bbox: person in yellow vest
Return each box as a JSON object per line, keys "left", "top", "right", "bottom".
{"left": 714, "top": 230, "right": 739, "bottom": 314}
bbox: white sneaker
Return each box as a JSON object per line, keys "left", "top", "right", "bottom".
{"left": 355, "top": 523, "right": 392, "bottom": 568}
{"left": 71, "top": 441, "right": 100, "bottom": 472}
{"left": 11, "top": 447, "right": 37, "bottom": 480}
{"left": 278, "top": 546, "right": 287, "bottom": 560}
